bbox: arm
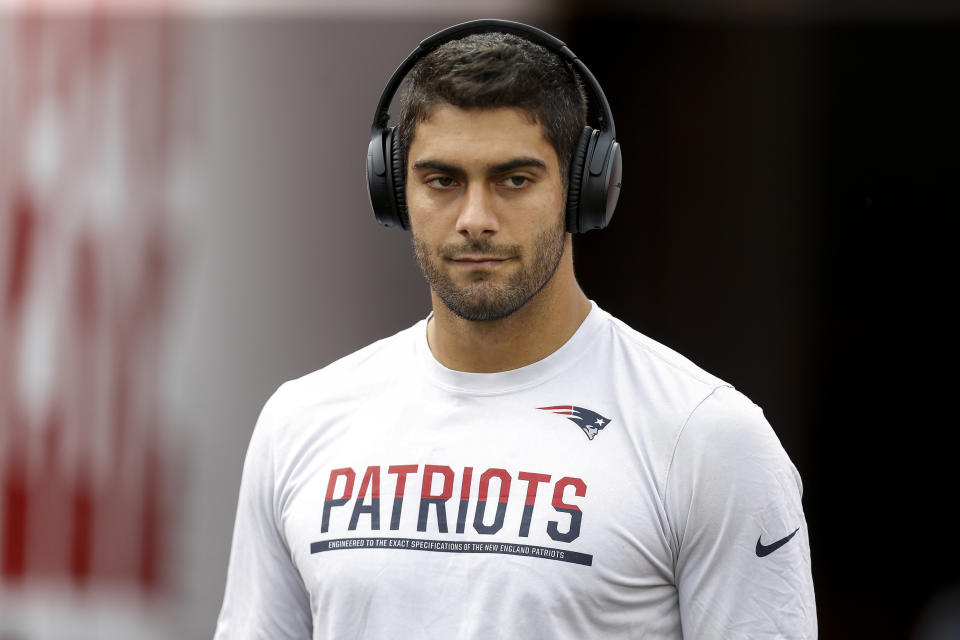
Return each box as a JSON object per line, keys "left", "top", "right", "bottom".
{"left": 664, "top": 386, "right": 817, "bottom": 639}
{"left": 214, "top": 385, "right": 312, "bottom": 639}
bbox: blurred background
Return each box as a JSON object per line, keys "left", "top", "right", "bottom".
{"left": 0, "top": 0, "right": 956, "bottom": 638}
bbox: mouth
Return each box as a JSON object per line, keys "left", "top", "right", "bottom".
{"left": 448, "top": 256, "right": 513, "bottom": 269}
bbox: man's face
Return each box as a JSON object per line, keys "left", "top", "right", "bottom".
{"left": 406, "top": 105, "right": 567, "bottom": 322}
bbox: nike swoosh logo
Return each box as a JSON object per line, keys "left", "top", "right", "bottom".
{"left": 755, "top": 527, "right": 800, "bottom": 557}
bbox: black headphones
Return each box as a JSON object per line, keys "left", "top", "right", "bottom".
{"left": 365, "top": 19, "right": 622, "bottom": 234}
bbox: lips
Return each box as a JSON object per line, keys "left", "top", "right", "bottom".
{"left": 439, "top": 243, "right": 518, "bottom": 267}
{"left": 449, "top": 256, "right": 512, "bottom": 268}
{"left": 450, "top": 256, "right": 509, "bottom": 262}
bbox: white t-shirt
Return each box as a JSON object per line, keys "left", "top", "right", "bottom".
{"left": 214, "top": 303, "right": 816, "bottom": 639}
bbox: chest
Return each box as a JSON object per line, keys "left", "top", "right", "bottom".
{"left": 273, "top": 395, "right": 683, "bottom": 636}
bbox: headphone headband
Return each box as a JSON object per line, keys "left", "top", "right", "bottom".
{"left": 371, "top": 19, "right": 615, "bottom": 138}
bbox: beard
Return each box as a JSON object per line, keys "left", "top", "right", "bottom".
{"left": 412, "top": 215, "right": 566, "bottom": 322}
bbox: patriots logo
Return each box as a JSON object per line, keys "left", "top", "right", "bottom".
{"left": 538, "top": 405, "right": 612, "bottom": 441}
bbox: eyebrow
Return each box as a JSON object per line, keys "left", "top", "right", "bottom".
{"left": 411, "top": 157, "right": 548, "bottom": 175}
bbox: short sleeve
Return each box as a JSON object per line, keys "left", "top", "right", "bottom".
{"left": 214, "top": 385, "right": 312, "bottom": 639}
{"left": 664, "top": 386, "right": 817, "bottom": 639}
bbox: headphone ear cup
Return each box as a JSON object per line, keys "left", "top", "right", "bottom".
{"left": 388, "top": 129, "right": 409, "bottom": 229}
{"left": 579, "top": 131, "right": 621, "bottom": 232}
{"left": 565, "top": 127, "right": 595, "bottom": 234}
{"left": 367, "top": 128, "right": 397, "bottom": 227}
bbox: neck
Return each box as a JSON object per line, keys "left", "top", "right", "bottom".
{"left": 426, "top": 240, "right": 591, "bottom": 373}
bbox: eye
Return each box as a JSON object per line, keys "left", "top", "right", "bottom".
{"left": 426, "top": 176, "right": 458, "bottom": 189}
{"left": 501, "top": 175, "right": 532, "bottom": 189}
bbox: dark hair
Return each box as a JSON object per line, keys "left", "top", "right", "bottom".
{"left": 396, "top": 32, "right": 588, "bottom": 182}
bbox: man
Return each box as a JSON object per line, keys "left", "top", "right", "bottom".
{"left": 215, "top": 20, "right": 816, "bottom": 639}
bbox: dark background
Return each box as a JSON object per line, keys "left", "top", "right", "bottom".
{"left": 7, "top": 8, "right": 954, "bottom": 637}
{"left": 565, "top": 9, "right": 957, "bottom": 639}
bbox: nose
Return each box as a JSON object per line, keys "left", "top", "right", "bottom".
{"left": 455, "top": 184, "right": 499, "bottom": 240}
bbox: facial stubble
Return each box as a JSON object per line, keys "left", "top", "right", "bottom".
{"left": 412, "top": 214, "right": 567, "bottom": 322}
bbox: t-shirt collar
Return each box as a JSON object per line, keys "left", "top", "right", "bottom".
{"left": 414, "top": 300, "right": 605, "bottom": 395}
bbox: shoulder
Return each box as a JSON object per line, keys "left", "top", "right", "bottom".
{"left": 601, "top": 310, "right": 728, "bottom": 392}
{"left": 595, "top": 309, "right": 731, "bottom": 426}
{"left": 256, "top": 320, "right": 424, "bottom": 438}
{"left": 594, "top": 308, "right": 792, "bottom": 486}
{"left": 681, "top": 386, "right": 786, "bottom": 463}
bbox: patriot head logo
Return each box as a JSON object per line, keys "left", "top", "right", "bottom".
{"left": 538, "top": 406, "right": 613, "bottom": 441}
